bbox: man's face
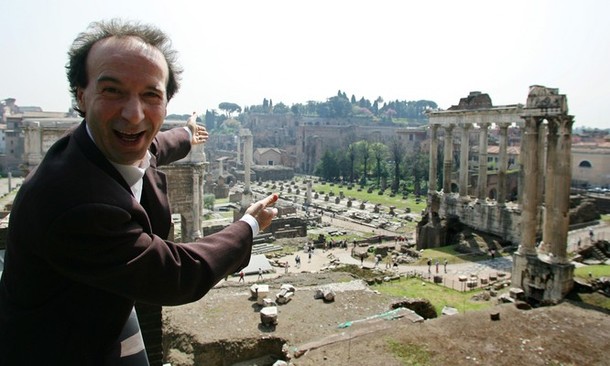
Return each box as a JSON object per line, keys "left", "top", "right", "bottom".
{"left": 77, "top": 36, "right": 169, "bottom": 165}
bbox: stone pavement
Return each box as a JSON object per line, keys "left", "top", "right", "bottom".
{"left": 227, "top": 242, "right": 514, "bottom": 293}
{"left": 0, "top": 176, "right": 24, "bottom": 212}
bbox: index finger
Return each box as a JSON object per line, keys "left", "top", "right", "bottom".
{"left": 263, "top": 193, "right": 278, "bottom": 207}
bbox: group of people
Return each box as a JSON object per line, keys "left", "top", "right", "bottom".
{"left": 427, "top": 258, "right": 449, "bottom": 274}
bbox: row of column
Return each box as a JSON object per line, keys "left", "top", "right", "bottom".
{"left": 519, "top": 115, "right": 574, "bottom": 263}
{"left": 429, "top": 122, "right": 511, "bottom": 204}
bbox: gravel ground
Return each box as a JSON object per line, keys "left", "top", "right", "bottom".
{"left": 162, "top": 269, "right": 610, "bottom": 366}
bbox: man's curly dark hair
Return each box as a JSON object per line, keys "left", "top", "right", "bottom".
{"left": 66, "top": 18, "right": 183, "bottom": 117}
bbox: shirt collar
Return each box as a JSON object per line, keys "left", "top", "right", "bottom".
{"left": 84, "top": 123, "right": 151, "bottom": 191}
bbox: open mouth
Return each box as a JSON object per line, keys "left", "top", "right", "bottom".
{"left": 115, "top": 130, "right": 145, "bottom": 143}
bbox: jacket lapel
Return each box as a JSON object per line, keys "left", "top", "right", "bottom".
{"left": 141, "top": 168, "right": 171, "bottom": 240}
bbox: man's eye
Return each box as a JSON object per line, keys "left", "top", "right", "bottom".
{"left": 143, "top": 92, "right": 164, "bottom": 102}
{"left": 102, "top": 87, "right": 121, "bottom": 95}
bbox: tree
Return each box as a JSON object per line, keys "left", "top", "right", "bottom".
{"left": 204, "top": 110, "right": 217, "bottom": 131}
{"left": 327, "top": 96, "right": 351, "bottom": 118}
{"left": 203, "top": 194, "right": 215, "bottom": 211}
{"left": 218, "top": 102, "right": 242, "bottom": 117}
{"left": 354, "top": 141, "right": 371, "bottom": 185}
{"left": 314, "top": 150, "right": 340, "bottom": 181}
{"left": 370, "top": 142, "right": 389, "bottom": 187}
{"left": 404, "top": 151, "right": 429, "bottom": 196}
{"left": 347, "top": 144, "right": 356, "bottom": 183}
{"left": 272, "top": 102, "right": 290, "bottom": 114}
{"left": 389, "top": 138, "right": 404, "bottom": 193}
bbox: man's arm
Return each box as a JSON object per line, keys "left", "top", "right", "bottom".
{"left": 150, "top": 112, "right": 208, "bottom": 166}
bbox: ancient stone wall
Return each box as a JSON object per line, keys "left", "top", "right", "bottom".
{"left": 164, "top": 163, "right": 205, "bottom": 241}
{"left": 441, "top": 194, "right": 521, "bottom": 244}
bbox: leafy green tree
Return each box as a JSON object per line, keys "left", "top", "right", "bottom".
{"left": 347, "top": 144, "right": 356, "bottom": 183}
{"left": 357, "top": 97, "right": 371, "bottom": 110}
{"left": 328, "top": 96, "right": 352, "bottom": 118}
{"left": 404, "top": 151, "right": 429, "bottom": 196}
{"left": 203, "top": 194, "right": 215, "bottom": 210}
{"left": 218, "top": 102, "right": 242, "bottom": 117}
{"left": 370, "top": 142, "right": 389, "bottom": 187}
{"left": 291, "top": 104, "right": 302, "bottom": 115}
{"left": 336, "top": 150, "right": 352, "bottom": 182}
{"left": 204, "top": 110, "right": 217, "bottom": 130}
{"left": 273, "top": 102, "right": 290, "bottom": 114}
{"left": 314, "top": 150, "right": 340, "bottom": 181}
{"left": 354, "top": 141, "right": 371, "bottom": 185}
{"left": 389, "top": 138, "right": 404, "bottom": 193}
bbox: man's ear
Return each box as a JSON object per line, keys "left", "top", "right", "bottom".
{"left": 76, "top": 88, "right": 86, "bottom": 111}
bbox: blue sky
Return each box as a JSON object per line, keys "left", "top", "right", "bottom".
{"left": 1, "top": 0, "right": 609, "bottom": 128}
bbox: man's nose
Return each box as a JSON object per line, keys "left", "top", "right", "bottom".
{"left": 121, "top": 95, "right": 145, "bottom": 123}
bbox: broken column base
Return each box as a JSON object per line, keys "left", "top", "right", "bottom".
{"left": 511, "top": 252, "right": 574, "bottom": 305}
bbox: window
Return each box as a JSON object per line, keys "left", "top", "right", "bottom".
{"left": 578, "top": 160, "right": 592, "bottom": 168}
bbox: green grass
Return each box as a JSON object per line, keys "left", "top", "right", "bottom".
{"left": 574, "top": 265, "right": 610, "bottom": 279}
{"left": 386, "top": 339, "right": 431, "bottom": 366}
{"left": 411, "top": 245, "right": 493, "bottom": 266}
{"left": 214, "top": 197, "right": 230, "bottom": 205}
{"left": 373, "top": 277, "right": 495, "bottom": 315}
{"left": 312, "top": 182, "right": 426, "bottom": 212}
{"left": 570, "top": 292, "right": 610, "bottom": 310}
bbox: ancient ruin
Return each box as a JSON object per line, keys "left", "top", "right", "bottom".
{"left": 419, "top": 86, "right": 574, "bottom": 303}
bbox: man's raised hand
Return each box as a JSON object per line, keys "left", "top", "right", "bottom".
{"left": 246, "top": 194, "right": 279, "bottom": 232}
{"left": 186, "top": 112, "right": 209, "bottom": 145}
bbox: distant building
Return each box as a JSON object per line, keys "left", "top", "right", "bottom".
{"left": 571, "top": 141, "right": 610, "bottom": 188}
{"left": 253, "top": 147, "right": 282, "bottom": 166}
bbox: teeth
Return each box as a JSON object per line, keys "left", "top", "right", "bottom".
{"left": 116, "top": 131, "right": 143, "bottom": 142}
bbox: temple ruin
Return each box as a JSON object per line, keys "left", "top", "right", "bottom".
{"left": 419, "top": 86, "right": 574, "bottom": 304}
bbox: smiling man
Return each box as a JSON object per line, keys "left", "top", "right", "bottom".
{"left": 0, "top": 19, "right": 277, "bottom": 366}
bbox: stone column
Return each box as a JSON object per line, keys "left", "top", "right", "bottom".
{"left": 236, "top": 134, "right": 241, "bottom": 165}
{"left": 442, "top": 125, "right": 454, "bottom": 194}
{"left": 477, "top": 123, "right": 489, "bottom": 200}
{"left": 191, "top": 171, "right": 202, "bottom": 238}
{"left": 547, "top": 116, "right": 574, "bottom": 263}
{"left": 243, "top": 131, "right": 253, "bottom": 194}
{"left": 305, "top": 179, "right": 312, "bottom": 206}
{"left": 538, "top": 124, "right": 547, "bottom": 212}
{"left": 23, "top": 121, "right": 43, "bottom": 172}
{"left": 428, "top": 125, "right": 439, "bottom": 192}
{"left": 541, "top": 120, "right": 558, "bottom": 256}
{"left": 241, "top": 129, "right": 253, "bottom": 208}
{"left": 519, "top": 117, "right": 541, "bottom": 255}
{"left": 459, "top": 123, "right": 471, "bottom": 198}
{"left": 497, "top": 123, "right": 509, "bottom": 204}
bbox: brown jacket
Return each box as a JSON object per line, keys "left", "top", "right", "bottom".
{"left": 0, "top": 121, "right": 252, "bottom": 365}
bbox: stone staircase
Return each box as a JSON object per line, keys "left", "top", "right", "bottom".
{"left": 252, "top": 242, "right": 283, "bottom": 255}
{"left": 591, "top": 245, "right": 609, "bottom": 262}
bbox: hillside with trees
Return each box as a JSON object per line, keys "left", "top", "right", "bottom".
{"left": 203, "top": 90, "right": 439, "bottom": 131}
